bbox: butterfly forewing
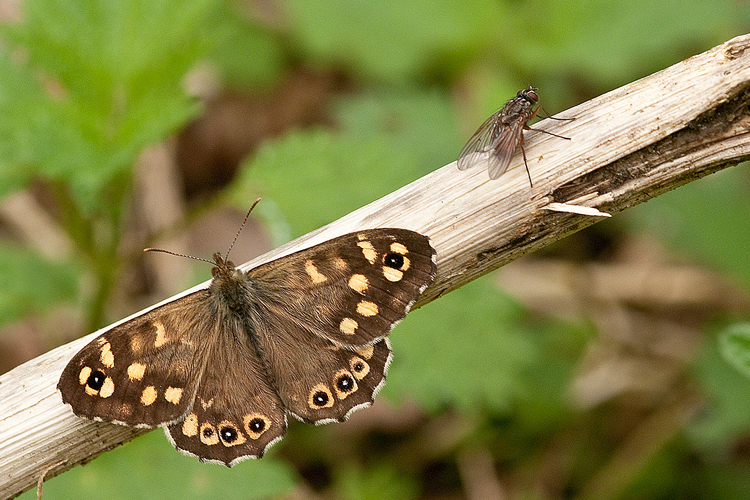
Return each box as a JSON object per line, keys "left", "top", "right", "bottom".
{"left": 58, "top": 294, "right": 212, "bottom": 427}
{"left": 246, "top": 229, "right": 437, "bottom": 349}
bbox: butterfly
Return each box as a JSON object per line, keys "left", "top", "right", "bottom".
{"left": 457, "top": 86, "right": 573, "bottom": 185}
{"left": 58, "top": 215, "right": 437, "bottom": 466}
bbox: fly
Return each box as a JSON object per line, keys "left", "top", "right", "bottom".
{"left": 457, "top": 86, "right": 573, "bottom": 185}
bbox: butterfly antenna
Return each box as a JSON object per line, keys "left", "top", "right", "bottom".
{"left": 225, "top": 198, "right": 261, "bottom": 261}
{"left": 142, "top": 247, "right": 215, "bottom": 265}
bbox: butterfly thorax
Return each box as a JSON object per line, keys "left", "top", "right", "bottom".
{"left": 210, "top": 253, "right": 256, "bottom": 316}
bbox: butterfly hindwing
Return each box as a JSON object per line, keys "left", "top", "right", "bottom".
{"left": 165, "top": 309, "right": 287, "bottom": 465}
{"left": 248, "top": 303, "right": 393, "bottom": 423}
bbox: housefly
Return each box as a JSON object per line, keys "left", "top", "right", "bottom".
{"left": 457, "top": 86, "right": 573, "bottom": 185}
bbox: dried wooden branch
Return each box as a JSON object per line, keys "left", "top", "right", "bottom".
{"left": 2, "top": 33, "right": 750, "bottom": 499}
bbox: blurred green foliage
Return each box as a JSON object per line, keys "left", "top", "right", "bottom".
{"left": 3, "top": 0, "right": 750, "bottom": 499}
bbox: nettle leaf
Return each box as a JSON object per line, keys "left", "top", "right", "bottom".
{"left": 0, "top": 0, "right": 216, "bottom": 210}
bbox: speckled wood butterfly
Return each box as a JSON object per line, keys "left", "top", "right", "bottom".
{"left": 58, "top": 224, "right": 436, "bottom": 466}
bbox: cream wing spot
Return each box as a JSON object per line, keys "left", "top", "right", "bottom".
{"left": 399, "top": 256, "right": 411, "bottom": 271}
{"left": 305, "top": 259, "right": 328, "bottom": 284}
{"left": 141, "top": 386, "right": 158, "bottom": 406}
{"left": 99, "top": 377, "right": 115, "bottom": 398}
{"left": 99, "top": 342, "right": 115, "bottom": 368}
{"left": 332, "top": 257, "right": 348, "bottom": 271}
{"left": 130, "top": 335, "right": 146, "bottom": 354}
{"left": 121, "top": 403, "right": 134, "bottom": 418}
{"left": 356, "top": 300, "right": 379, "bottom": 317}
{"left": 78, "top": 366, "right": 92, "bottom": 386}
{"left": 182, "top": 413, "right": 198, "bottom": 437}
{"left": 153, "top": 321, "right": 168, "bottom": 348}
{"left": 164, "top": 386, "right": 183, "bottom": 405}
{"left": 383, "top": 266, "right": 404, "bottom": 282}
{"left": 357, "top": 240, "right": 377, "bottom": 264}
{"left": 348, "top": 274, "right": 369, "bottom": 293}
{"left": 127, "top": 362, "right": 146, "bottom": 381}
{"left": 356, "top": 345, "right": 375, "bottom": 359}
{"left": 390, "top": 242, "right": 408, "bottom": 255}
{"left": 340, "top": 317, "right": 358, "bottom": 335}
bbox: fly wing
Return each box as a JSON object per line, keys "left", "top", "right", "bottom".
{"left": 486, "top": 122, "right": 524, "bottom": 180}
{"left": 457, "top": 114, "right": 498, "bottom": 171}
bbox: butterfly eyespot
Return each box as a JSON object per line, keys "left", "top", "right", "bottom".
{"left": 220, "top": 427, "right": 237, "bottom": 443}
{"left": 383, "top": 253, "right": 404, "bottom": 269}
{"left": 349, "top": 356, "right": 370, "bottom": 380}
{"left": 248, "top": 418, "right": 266, "bottom": 433}
{"left": 309, "top": 384, "right": 334, "bottom": 409}
{"left": 217, "top": 421, "right": 247, "bottom": 447}
{"left": 382, "top": 252, "right": 410, "bottom": 281}
{"left": 337, "top": 375, "right": 353, "bottom": 391}
{"left": 199, "top": 423, "right": 220, "bottom": 446}
{"left": 243, "top": 414, "right": 271, "bottom": 439}
{"left": 313, "top": 391, "right": 329, "bottom": 406}
{"left": 333, "top": 370, "right": 358, "bottom": 400}
{"left": 86, "top": 370, "right": 106, "bottom": 390}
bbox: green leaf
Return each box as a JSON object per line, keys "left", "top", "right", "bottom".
{"left": 0, "top": 244, "right": 79, "bottom": 328}
{"left": 0, "top": 0, "right": 215, "bottom": 211}
{"left": 689, "top": 330, "right": 750, "bottom": 449}
{"left": 284, "top": 0, "right": 502, "bottom": 83}
{"left": 384, "top": 275, "right": 538, "bottom": 414}
{"left": 719, "top": 323, "right": 750, "bottom": 379}
{"left": 19, "top": 430, "right": 296, "bottom": 500}
{"left": 229, "top": 87, "right": 459, "bottom": 239}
